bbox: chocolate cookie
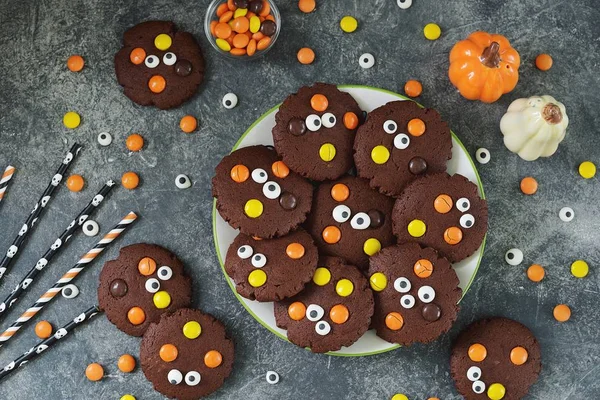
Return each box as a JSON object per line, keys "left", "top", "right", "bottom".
{"left": 224, "top": 228, "right": 318, "bottom": 301}
{"left": 274, "top": 257, "right": 374, "bottom": 353}
{"left": 392, "top": 173, "right": 488, "bottom": 263}
{"left": 98, "top": 243, "right": 192, "bottom": 336}
{"left": 140, "top": 308, "right": 234, "bottom": 400}
{"left": 304, "top": 175, "right": 395, "bottom": 270}
{"left": 114, "top": 21, "right": 205, "bottom": 109}
{"left": 354, "top": 100, "right": 453, "bottom": 197}
{"left": 450, "top": 318, "right": 542, "bottom": 400}
{"left": 272, "top": 83, "right": 363, "bottom": 181}
{"left": 367, "top": 243, "right": 461, "bottom": 345}
{"left": 212, "top": 145, "right": 313, "bottom": 238}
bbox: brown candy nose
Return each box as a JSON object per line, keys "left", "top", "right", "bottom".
{"left": 409, "top": 157, "right": 428, "bottom": 175}
{"left": 421, "top": 303, "right": 441, "bottom": 322}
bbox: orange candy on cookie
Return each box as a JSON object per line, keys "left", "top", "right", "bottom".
{"left": 329, "top": 304, "right": 349, "bottom": 324}
{"left": 468, "top": 343, "right": 487, "bottom": 362}
{"left": 159, "top": 344, "right": 179, "bottom": 362}
{"left": 434, "top": 194, "right": 453, "bottom": 214}
{"left": 204, "top": 350, "right": 223, "bottom": 368}
{"left": 129, "top": 48, "right": 146, "bottom": 65}
{"left": 271, "top": 161, "right": 289, "bottom": 178}
{"left": 286, "top": 242, "right": 305, "bottom": 259}
{"left": 288, "top": 301, "right": 306, "bottom": 321}
{"left": 407, "top": 118, "right": 426, "bottom": 136}
{"left": 343, "top": 112, "right": 359, "bottom": 130}
{"left": 138, "top": 257, "right": 157, "bottom": 276}
{"left": 444, "top": 226, "right": 463, "bottom": 245}
{"left": 230, "top": 164, "right": 250, "bottom": 183}
{"left": 148, "top": 75, "right": 166, "bottom": 93}
{"left": 330, "top": 183, "right": 350, "bottom": 202}
{"left": 310, "top": 94, "right": 329, "bottom": 112}
{"left": 413, "top": 259, "right": 433, "bottom": 278}
{"left": 385, "top": 312, "right": 404, "bottom": 331}
{"left": 127, "top": 306, "right": 146, "bottom": 325}
{"left": 322, "top": 226, "right": 342, "bottom": 244}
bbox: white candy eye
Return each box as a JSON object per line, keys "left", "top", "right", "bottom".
{"left": 185, "top": 371, "right": 201, "bottom": 386}
{"left": 394, "top": 134, "right": 410, "bottom": 150}
{"left": 456, "top": 198, "right": 471, "bottom": 212}
{"left": 61, "top": 284, "right": 79, "bottom": 299}
{"left": 175, "top": 174, "right": 191, "bottom": 189}
{"left": 475, "top": 148, "right": 490, "bottom": 164}
{"left": 400, "top": 294, "right": 415, "bottom": 309}
{"left": 397, "top": 0, "right": 412, "bottom": 9}
{"left": 467, "top": 366, "right": 482, "bottom": 382}
{"left": 157, "top": 266, "right": 173, "bottom": 281}
{"left": 163, "top": 52, "right": 177, "bottom": 66}
{"left": 145, "top": 55, "right": 159, "bottom": 68}
{"left": 332, "top": 205, "right": 351, "bottom": 223}
{"left": 394, "top": 277, "right": 411, "bottom": 293}
{"left": 321, "top": 113, "right": 336, "bottom": 128}
{"left": 237, "top": 245, "right": 253, "bottom": 259}
{"left": 222, "top": 93, "right": 238, "bottom": 109}
{"left": 559, "top": 207, "right": 574, "bottom": 222}
{"left": 97, "top": 132, "right": 112, "bottom": 146}
{"left": 417, "top": 286, "right": 435, "bottom": 303}
{"left": 306, "top": 304, "right": 324, "bottom": 321}
{"left": 305, "top": 114, "right": 322, "bottom": 131}
{"left": 505, "top": 248, "right": 523, "bottom": 266}
{"left": 460, "top": 214, "right": 475, "bottom": 229}
{"left": 145, "top": 278, "right": 160, "bottom": 293}
{"left": 82, "top": 220, "right": 99, "bottom": 237}
{"left": 383, "top": 120, "right": 397, "bottom": 134}
{"left": 266, "top": 371, "right": 279, "bottom": 384}
{"left": 251, "top": 168, "right": 268, "bottom": 183}
{"left": 168, "top": 369, "right": 183, "bottom": 385}
{"left": 262, "top": 181, "right": 281, "bottom": 199}
{"left": 251, "top": 253, "right": 267, "bottom": 268}
{"left": 359, "top": 53, "right": 375, "bottom": 69}
{"left": 472, "top": 380, "right": 486, "bottom": 394}
{"left": 350, "top": 212, "right": 371, "bottom": 230}
{"left": 315, "top": 320, "right": 331, "bottom": 336}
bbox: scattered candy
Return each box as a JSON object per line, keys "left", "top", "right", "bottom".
{"left": 391, "top": 394, "right": 409, "bottom": 400}
{"left": 35, "top": 320, "right": 53, "bottom": 339}
{"left": 175, "top": 174, "right": 192, "bottom": 189}
{"left": 298, "top": 0, "right": 315, "bottom": 13}
{"left": 62, "top": 284, "right": 80, "bottom": 299}
{"left": 63, "top": 111, "right": 81, "bottom": 129}
{"left": 67, "top": 55, "right": 85, "bottom": 72}
{"left": 553, "top": 304, "right": 571, "bottom": 322}
{"left": 85, "top": 363, "right": 104, "bottom": 381}
{"left": 180, "top": 115, "right": 198, "bottom": 133}
{"left": 82, "top": 220, "right": 99, "bottom": 236}
{"left": 340, "top": 16, "right": 358, "bottom": 33}
{"left": 505, "top": 248, "right": 523, "bottom": 266}
{"left": 475, "top": 148, "right": 490, "bottom": 164}
{"left": 223, "top": 93, "right": 238, "bottom": 109}
{"left": 527, "top": 264, "right": 545, "bottom": 282}
{"left": 404, "top": 80, "right": 422, "bottom": 97}
{"left": 118, "top": 354, "right": 136, "bottom": 373}
{"left": 570, "top": 259, "right": 589, "bottom": 278}
{"left": 359, "top": 53, "right": 375, "bottom": 69}
{"left": 126, "top": 133, "right": 144, "bottom": 152}
{"left": 520, "top": 176, "right": 538, "bottom": 195}
{"left": 559, "top": 206, "right": 574, "bottom": 222}
{"left": 396, "top": 0, "right": 412, "bottom": 9}
{"left": 97, "top": 132, "right": 112, "bottom": 146}
{"left": 121, "top": 172, "right": 140, "bottom": 190}
{"left": 579, "top": 161, "right": 596, "bottom": 179}
{"left": 66, "top": 174, "right": 85, "bottom": 192}
{"left": 121, "top": 396, "right": 136, "bottom": 400}
{"left": 266, "top": 370, "right": 280, "bottom": 384}
{"left": 183, "top": 321, "right": 202, "bottom": 339}
{"left": 297, "top": 47, "right": 315, "bottom": 65}
{"left": 535, "top": 53, "right": 553, "bottom": 71}
{"left": 423, "top": 23, "right": 441, "bottom": 40}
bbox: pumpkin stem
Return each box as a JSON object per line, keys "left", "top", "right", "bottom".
{"left": 480, "top": 41, "right": 501, "bottom": 68}
{"left": 542, "top": 103, "right": 563, "bottom": 124}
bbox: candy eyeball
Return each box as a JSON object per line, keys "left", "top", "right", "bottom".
{"left": 237, "top": 245, "right": 253, "bottom": 259}
{"left": 184, "top": 371, "right": 201, "bottom": 386}
{"left": 305, "top": 114, "right": 322, "bottom": 132}
{"left": 456, "top": 198, "right": 471, "bottom": 212}
{"left": 359, "top": 53, "right": 375, "bottom": 69}
{"left": 472, "top": 380, "right": 486, "bottom": 394}
{"left": 266, "top": 371, "right": 280, "bottom": 384}
{"left": 222, "top": 93, "right": 238, "bottom": 109}
{"left": 251, "top": 168, "right": 268, "bottom": 184}
{"left": 145, "top": 55, "right": 160, "bottom": 68}
{"left": 505, "top": 248, "right": 524, "bottom": 266}
{"left": 383, "top": 120, "right": 397, "bottom": 134}
{"left": 97, "top": 132, "right": 112, "bottom": 146}
{"left": 315, "top": 320, "right": 331, "bottom": 336}
{"left": 157, "top": 266, "right": 173, "bottom": 281}
{"left": 175, "top": 174, "right": 191, "bottom": 189}
{"left": 397, "top": 0, "right": 412, "bottom": 9}
{"left": 350, "top": 212, "right": 371, "bottom": 230}
{"left": 321, "top": 113, "right": 336, "bottom": 128}
{"left": 559, "top": 207, "right": 574, "bottom": 222}
{"left": 145, "top": 278, "right": 160, "bottom": 293}
{"left": 332, "top": 204, "right": 351, "bottom": 223}
{"left": 394, "top": 134, "right": 410, "bottom": 150}
{"left": 475, "top": 148, "right": 490, "bottom": 164}
{"left": 459, "top": 214, "right": 475, "bottom": 229}
{"left": 400, "top": 294, "right": 415, "bottom": 309}
{"left": 394, "top": 277, "right": 411, "bottom": 293}
{"left": 61, "top": 284, "right": 79, "bottom": 299}
{"left": 163, "top": 52, "right": 177, "bottom": 66}
{"left": 168, "top": 369, "right": 183, "bottom": 385}
{"left": 82, "top": 220, "right": 99, "bottom": 237}
{"left": 467, "top": 366, "right": 482, "bottom": 382}
{"left": 306, "top": 304, "right": 324, "bottom": 321}
{"left": 262, "top": 181, "right": 281, "bottom": 199}
{"left": 417, "top": 286, "right": 435, "bottom": 303}
{"left": 251, "top": 253, "right": 267, "bottom": 268}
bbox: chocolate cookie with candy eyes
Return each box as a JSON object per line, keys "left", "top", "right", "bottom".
{"left": 98, "top": 243, "right": 192, "bottom": 337}
{"left": 225, "top": 228, "right": 318, "bottom": 302}
{"left": 305, "top": 175, "right": 395, "bottom": 271}
{"left": 272, "top": 82, "right": 363, "bottom": 181}
{"left": 392, "top": 173, "right": 488, "bottom": 263}
{"left": 114, "top": 21, "right": 205, "bottom": 109}
{"left": 274, "top": 257, "right": 374, "bottom": 353}
{"left": 354, "top": 100, "right": 453, "bottom": 197}
{"left": 367, "top": 243, "right": 461, "bottom": 346}
{"left": 140, "top": 308, "right": 234, "bottom": 400}
{"left": 450, "top": 318, "right": 542, "bottom": 400}
{"left": 212, "top": 145, "right": 313, "bottom": 238}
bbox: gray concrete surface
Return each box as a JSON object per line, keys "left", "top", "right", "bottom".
{"left": 0, "top": 0, "right": 599, "bottom": 398}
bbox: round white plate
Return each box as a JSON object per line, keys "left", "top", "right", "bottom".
{"left": 213, "top": 85, "right": 486, "bottom": 356}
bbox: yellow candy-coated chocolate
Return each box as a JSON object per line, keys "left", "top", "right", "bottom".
{"left": 249, "top": 16, "right": 261, "bottom": 33}
{"left": 407, "top": 219, "right": 426, "bottom": 237}
{"left": 153, "top": 291, "right": 171, "bottom": 309}
{"left": 154, "top": 33, "right": 172, "bottom": 50}
{"left": 340, "top": 16, "right": 358, "bottom": 33}
{"left": 363, "top": 238, "right": 382, "bottom": 256}
{"left": 487, "top": 383, "right": 506, "bottom": 400}
{"left": 391, "top": 394, "right": 409, "bottom": 400}
{"left": 571, "top": 259, "right": 589, "bottom": 278}
{"left": 248, "top": 269, "right": 267, "bottom": 287}
{"left": 579, "top": 161, "right": 596, "bottom": 179}
{"left": 369, "top": 272, "right": 387, "bottom": 291}
{"left": 313, "top": 267, "right": 331, "bottom": 286}
{"left": 234, "top": 8, "right": 248, "bottom": 17}
{"left": 319, "top": 143, "right": 337, "bottom": 162}
{"left": 244, "top": 199, "right": 263, "bottom": 218}
{"left": 63, "top": 111, "right": 81, "bottom": 129}
{"left": 336, "top": 279, "right": 354, "bottom": 297}
{"left": 371, "top": 145, "right": 390, "bottom": 165}
{"left": 183, "top": 321, "right": 201, "bottom": 339}
{"left": 121, "top": 395, "right": 136, "bottom": 400}
{"left": 216, "top": 38, "right": 232, "bottom": 51}
{"left": 423, "top": 23, "right": 441, "bottom": 40}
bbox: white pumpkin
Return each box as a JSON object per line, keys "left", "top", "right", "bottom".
{"left": 500, "top": 95, "right": 569, "bottom": 161}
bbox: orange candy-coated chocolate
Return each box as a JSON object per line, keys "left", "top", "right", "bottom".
{"left": 257, "top": 37, "right": 271, "bottom": 50}
{"left": 434, "top": 194, "right": 453, "bottom": 214}
{"left": 118, "top": 354, "right": 136, "bottom": 373}
{"left": 127, "top": 307, "right": 146, "bottom": 325}
{"left": 66, "top": 174, "right": 85, "bottom": 192}
{"left": 385, "top": 312, "right": 404, "bottom": 330}
{"left": 468, "top": 343, "right": 487, "bottom": 362}
{"left": 330, "top": 183, "right": 350, "bottom": 202}
{"left": 259, "top": 0, "right": 270, "bottom": 16}
{"left": 520, "top": 177, "right": 538, "bottom": 195}
{"left": 510, "top": 346, "right": 528, "bottom": 365}
{"left": 129, "top": 48, "right": 146, "bottom": 65}
{"left": 553, "top": 304, "right": 571, "bottom": 322}
{"left": 407, "top": 118, "right": 426, "bottom": 136}
{"left": 215, "top": 22, "right": 232, "bottom": 39}
{"left": 310, "top": 94, "right": 328, "bottom": 112}
{"left": 126, "top": 133, "right": 144, "bottom": 152}
{"left": 230, "top": 164, "right": 249, "bottom": 183}
{"left": 288, "top": 301, "right": 306, "bottom": 321}
{"left": 148, "top": 75, "right": 166, "bottom": 93}
{"left": 414, "top": 259, "right": 433, "bottom": 278}
{"left": 67, "top": 55, "right": 85, "bottom": 72}
{"left": 322, "top": 226, "right": 341, "bottom": 244}
{"left": 160, "top": 344, "right": 179, "bottom": 362}
{"left": 343, "top": 112, "right": 359, "bottom": 129}
{"left": 220, "top": 10, "right": 233, "bottom": 23}
{"left": 444, "top": 227, "right": 463, "bottom": 245}
{"left": 527, "top": 264, "right": 545, "bottom": 282}
{"left": 233, "top": 33, "right": 250, "bottom": 48}
{"left": 271, "top": 161, "right": 289, "bottom": 178}
{"left": 204, "top": 350, "right": 223, "bottom": 368}
{"left": 535, "top": 53, "right": 553, "bottom": 71}
{"left": 297, "top": 47, "right": 315, "bottom": 64}
{"left": 247, "top": 39, "right": 257, "bottom": 56}
{"left": 85, "top": 363, "right": 104, "bottom": 381}
{"left": 286, "top": 243, "right": 305, "bottom": 259}
{"left": 404, "top": 80, "right": 423, "bottom": 98}
{"left": 216, "top": 3, "right": 229, "bottom": 17}
{"left": 35, "top": 320, "right": 53, "bottom": 339}
{"left": 329, "top": 304, "right": 349, "bottom": 324}
{"left": 180, "top": 115, "right": 198, "bottom": 133}
{"left": 138, "top": 257, "right": 157, "bottom": 276}
{"left": 298, "top": 0, "right": 316, "bottom": 13}
{"left": 231, "top": 17, "right": 250, "bottom": 34}
{"left": 122, "top": 172, "right": 140, "bottom": 190}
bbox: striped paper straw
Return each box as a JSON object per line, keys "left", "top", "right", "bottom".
{"left": 0, "top": 211, "right": 136, "bottom": 349}
{"left": 0, "top": 143, "right": 82, "bottom": 283}
{"left": 0, "top": 180, "right": 115, "bottom": 321}
{"left": 0, "top": 165, "right": 15, "bottom": 204}
{"left": 0, "top": 305, "right": 100, "bottom": 382}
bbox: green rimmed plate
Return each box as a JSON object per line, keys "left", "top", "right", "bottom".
{"left": 213, "top": 85, "right": 486, "bottom": 357}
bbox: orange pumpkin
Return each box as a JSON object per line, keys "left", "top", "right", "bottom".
{"left": 449, "top": 31, "right": 520, "bottom": 103}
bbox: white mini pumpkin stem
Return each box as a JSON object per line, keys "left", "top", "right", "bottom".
{"left": 542, "top": 103, "right": 562, "bottom": 124}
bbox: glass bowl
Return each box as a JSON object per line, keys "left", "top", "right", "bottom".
{"left": 204, "top": 0, "right": 281, "bottom": 60}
